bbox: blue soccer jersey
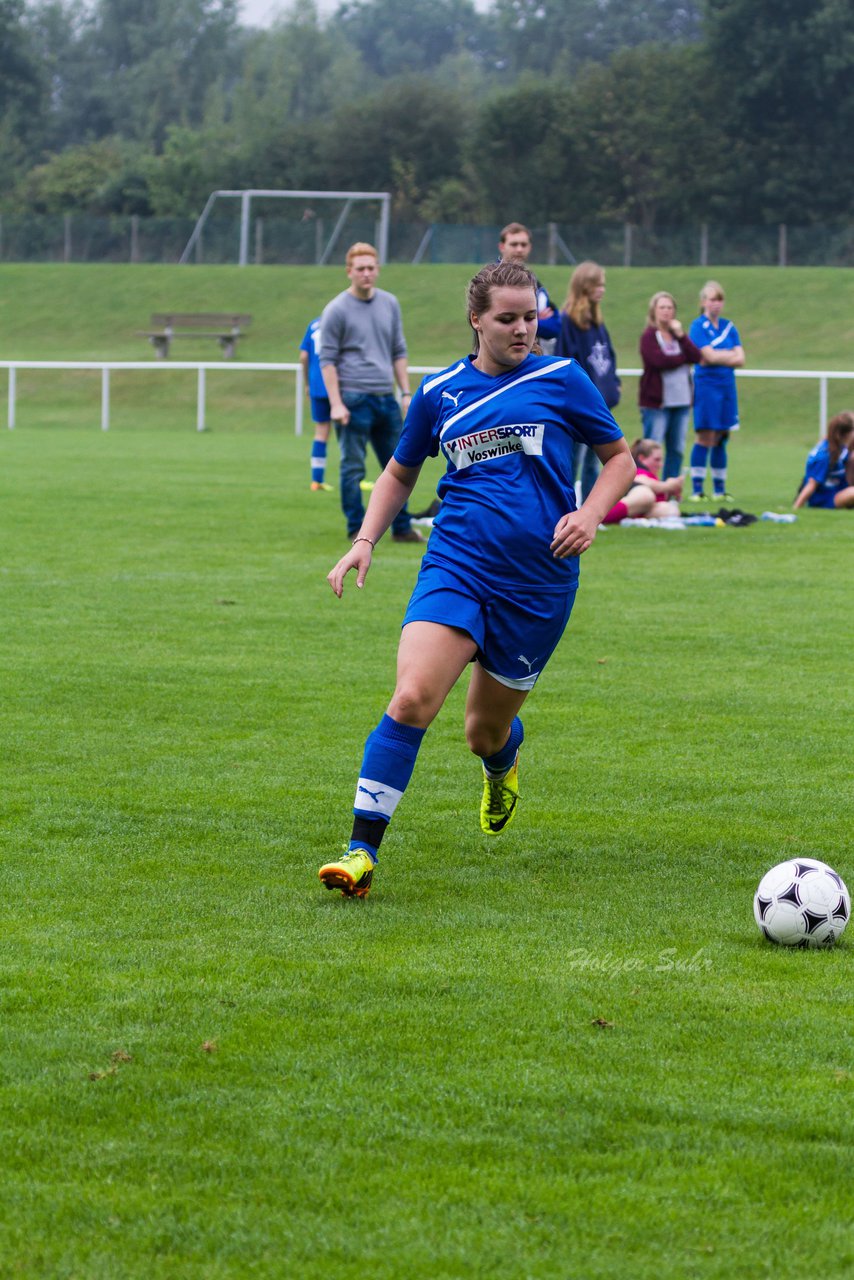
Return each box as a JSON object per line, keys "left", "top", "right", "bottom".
{"left": 395, "top": 353, "right": 623, "bottom": 591}
{"left": 803, "top": 439, "right": 848, "bottom": 493}
{"left": 690, "top": 315, "right": 741, "bottom": 387}
{"left": 535, "top": 281, "right": 560, "bottom": 343}
{"left": 299, "top": 318, "right": 327, "bottom": 399}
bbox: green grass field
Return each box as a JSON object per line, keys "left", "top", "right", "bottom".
{"left": 0, "top": 266, "right": 853, "bottom": 1278}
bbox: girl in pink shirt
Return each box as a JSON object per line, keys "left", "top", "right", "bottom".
{"left": 602, "top": 439, "right": 683, "bottom": 523}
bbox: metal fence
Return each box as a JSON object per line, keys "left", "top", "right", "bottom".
{"left": 0, "top": 213, "right": 852, "bottom": 267}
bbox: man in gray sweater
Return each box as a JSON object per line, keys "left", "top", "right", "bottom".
{"left": 320, "top": 243, "right": 423, "bottom": 543}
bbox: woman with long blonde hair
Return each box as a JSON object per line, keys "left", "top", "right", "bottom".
{"left": 556, "top": 261, "right": 621, "bottom": 500}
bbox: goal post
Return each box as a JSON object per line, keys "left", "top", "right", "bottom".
{"left": 179, "top": 190, "right": 392, "bottom": 266}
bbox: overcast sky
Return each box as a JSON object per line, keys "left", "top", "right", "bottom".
{"left": 239, "top": 0, "right": 491, "bottom": 27}
{"left": 238, "top": 0, "right": 285, "bottom": 25}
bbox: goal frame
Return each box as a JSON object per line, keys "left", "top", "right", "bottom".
{"left": 179, "top": 189, "right": 392, "bottom": 266}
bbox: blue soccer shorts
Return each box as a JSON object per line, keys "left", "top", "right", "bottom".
{"left": 807, "top": 486, "right": 842, "bottom": 509}
{"left": 310, "top": 395, "right": 331, "bottom": 425}
{"left": 693, "top": 381, "right": 739, "bottom": 434}
{"left": 401, "top": 557, "right": 577, "bottom": 690}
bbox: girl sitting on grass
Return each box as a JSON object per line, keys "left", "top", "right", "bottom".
{"left": 794, "top": 412, "right": 854, "bottom": 510}
{"left": 602, "top": 438, "right": 684, "bottom": 524}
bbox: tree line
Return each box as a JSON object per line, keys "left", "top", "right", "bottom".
{"left": 2, "top": 0, "right": 852, "bottom": 231}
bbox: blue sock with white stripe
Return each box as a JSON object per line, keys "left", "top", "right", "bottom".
{"left": 311, "top": 439, "right": 327, "bottom": 484}
{"left": 350, "top": 714, "right": 426, "bottom": 862}
{"left": 710, "top": 442, "right": 728, "bottom": 496}
{"left": 690, "top": 444, "right": 709, "bottom": 495}
{"left": 481, "top": 717, "right": 524, "bottom": 778}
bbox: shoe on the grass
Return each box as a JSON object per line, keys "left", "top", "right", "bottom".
{"left": 713, "top": 492, "right": 734, "bottom": 503}
{"left": 318, "top": 848, "right": 374, "bottom": 898}
{"left": 411, "top": 498, "right": 442, "bottom": 519}
{"left": 310, "top": 481, "right": 333, "bottom": 491}
{"left": 685, "top": 492, "right": 707, "bottom": 503}
{"left": 392, "top": 528, "right": 427, "bottom": 543}
{"left": 480, "top": 751, "right": 520, "bottom": 835}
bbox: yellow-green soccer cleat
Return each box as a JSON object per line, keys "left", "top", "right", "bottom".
{"left": 318, "top": 848, "right": 375, "bottom": 898}
{"left": 480, "top": 752, "right": 520, "bottom": 835}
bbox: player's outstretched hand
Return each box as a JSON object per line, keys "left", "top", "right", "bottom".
{"left": 550, "top": 509, "right": 599, "bottom": 558}
{"left": 327, "top": 543, "right": 374, "bottom": 597}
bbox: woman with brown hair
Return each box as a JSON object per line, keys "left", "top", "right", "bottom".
{"left": 794, "top": 412, "right": 854, "bottom": 510}
{"left": 318, "top": 260, "right": 635, "bottom": 898}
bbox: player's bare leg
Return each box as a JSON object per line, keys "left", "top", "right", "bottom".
{"left": 387, "top": 621, "right": 478, "bottom": 728}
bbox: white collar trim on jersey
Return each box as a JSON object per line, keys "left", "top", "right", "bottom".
{"left": 439, "top": 358, "right": 573, "bottom": 440}
{"left": 423, "top": 362, "right": 466, "bottom": 394}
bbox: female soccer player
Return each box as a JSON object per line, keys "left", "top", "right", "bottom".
{"left": 298, "top": 316, "right": 333, "bottom": 490}
{"left": 318, "top": 261, "right": 635, "bottom": 898}
{"left": 794, "top": 411, "right": 854, "bottom": 510}
{"left": 688, "top": 281, "right": 745, "bottom": 502}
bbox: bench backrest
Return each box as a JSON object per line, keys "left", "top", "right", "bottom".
{"left": 150, "top": 313, "right": 252, "bottom": 330}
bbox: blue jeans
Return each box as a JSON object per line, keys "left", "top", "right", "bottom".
{"left": 335, "top": 393, "right": 412, "bottom": 537}
{"left": 573, "top": 442, "right": 601, "bottom": 503}
{"left": 641, "top": 406, "right": 690, "bottom": 481}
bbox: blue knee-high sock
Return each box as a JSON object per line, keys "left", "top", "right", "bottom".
{"left": 481, "top": 716, "right": 524, "bottom": 778}
{"left": 350, "top": 714, "right": 426, "bottom": 861}
{"left": 311, "top": 439, "right": 327, "bottom": 484}
{"left": 710, "top": 442, "right": 728, "bottom": 495}
{"left": 690, "top": 444, "right": 709, "bottom": 495}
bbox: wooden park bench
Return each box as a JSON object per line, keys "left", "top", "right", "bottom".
{"left": 137, "top": 312, "right": 252, "bottom": 359}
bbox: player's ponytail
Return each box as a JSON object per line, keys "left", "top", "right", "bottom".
{"left": 467, "top": 261, "right": 538, "bottom": 356}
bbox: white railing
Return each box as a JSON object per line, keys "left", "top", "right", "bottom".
{"left": 617, "top": 367, "right": 854, "bottom": 438}
{"left": 2, "top": 361, "right": 853, "bottom": 437}
{"left": 1, "top": 360, "right": 305, "bottom": 435}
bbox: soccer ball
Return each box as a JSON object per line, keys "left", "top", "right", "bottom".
{"left": 753, "top": 858, "right": 850, "bottom": 948}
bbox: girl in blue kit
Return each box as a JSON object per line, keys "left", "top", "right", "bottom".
{"left": 318, "top": 261, "right": 635, "bottom": 898}
{"left": 688, "top": 280, "right": 745, "bottom": 502}
{"left": 298, "top": 316, "right": 333, "bottom": 491}
{"left": 794, "top": 411, "right": 854, "bottom": 510}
